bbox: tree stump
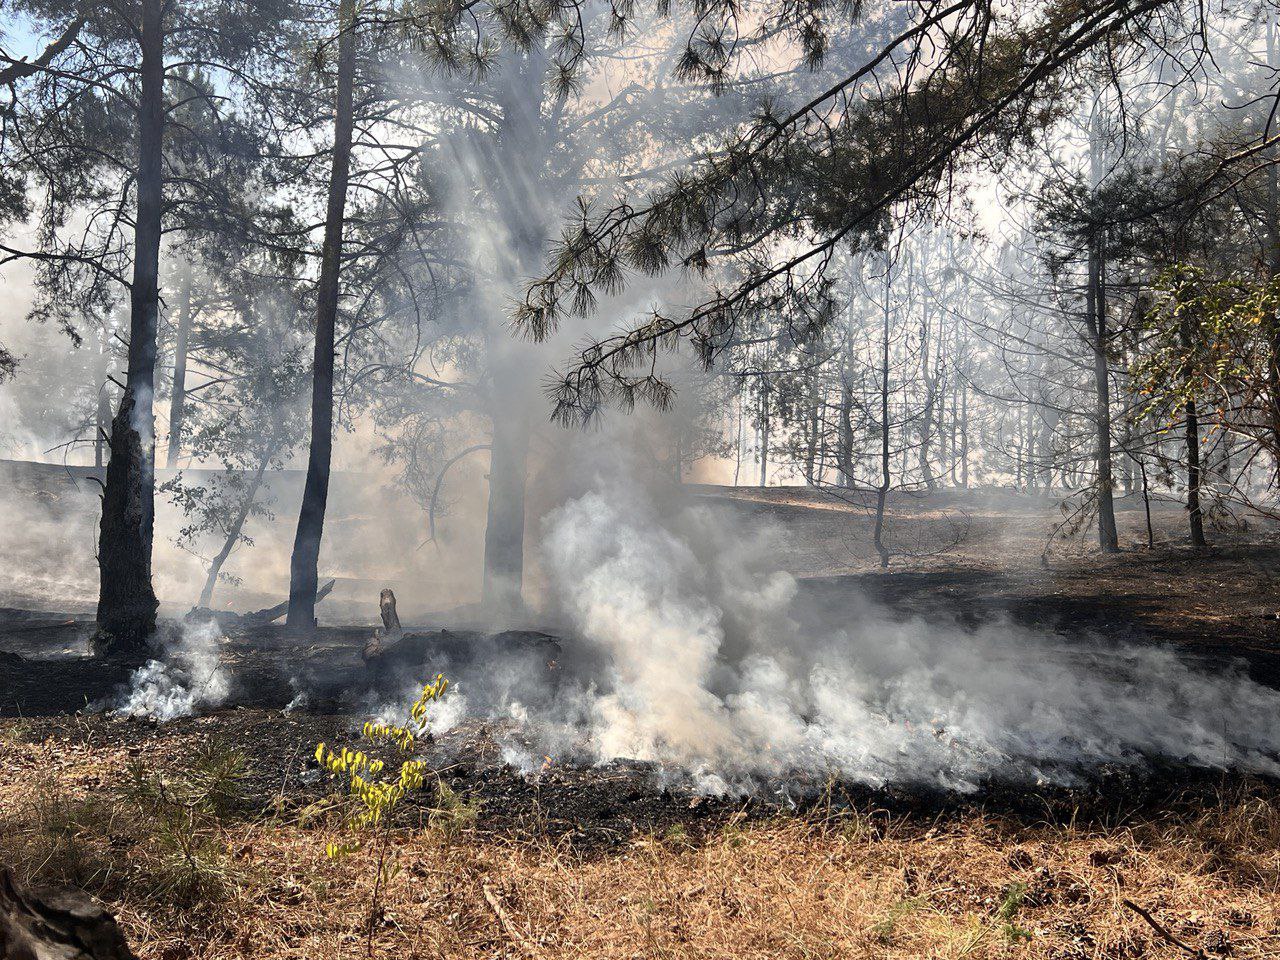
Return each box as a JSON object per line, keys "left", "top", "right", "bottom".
{"left": 0, "top": 870, "right": 138, "bottom": 960}
{"left": 379, "top": 588, "right": 402, "bottom": 639}
{"left": 362, "top": 588, "right": 403, "bottom": 662}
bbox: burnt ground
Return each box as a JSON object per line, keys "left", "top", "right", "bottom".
{"left": 5, "top": 485, "right": 1280, "bottom": 959}
{"left": 2, "top": 483, "right": 1280, "bottom": 847}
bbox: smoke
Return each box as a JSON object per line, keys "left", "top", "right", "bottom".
{"left": 485, "top": 459, "right": 1280, "bottom": 794}
{"left": 112, "top": 620, "right": 230, "bottom": 721}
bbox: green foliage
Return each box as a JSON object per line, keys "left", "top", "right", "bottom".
{"left": 996, "top": 881, "right": 1033, "bottom": 943}
{"left": 429, "top": 780, "right": 482, "bottom": 837}
{"left": 1134, "top": 264, "right": 1280, "bottom": 426}
{"left": 871, "top": 895, "right": 928, "bottom": 943}
{"left": 314, "top": 674, "right": 450, "bottom": 854}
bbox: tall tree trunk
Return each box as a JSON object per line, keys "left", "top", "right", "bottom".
{"left": 733, "top": 391, "right": 743, "bottom": 486}
{"left": 804, "top": 369, "right": 819, "bottom": 484}
{"left": 836, "top": 303, "right": 856, "bottom": 487}
{"left": 1085, "top": 237, "right": 1120, "bottom": 553}
{"left": 1261, "top": 155, "right": 1280, "bottom": 471}
{"left": 918, "top": 304, "right": 936, "bottom": 489}
{"left": 1184, "top": 397, "right": 1206, "bottom": 547}
{"left": 479, "top": 50, "right": 548, "bottom": 611}
{"left": 758, "top": 379, "right": 769, "bottom": 487}
{"left": 165, "top": 261, "right": 193, "bottom": 468}
{"left": 1179, "top": 320, "right": 1207, "bottom": 546}
{"left": 481, "top": 397, "right": 531, "bottom": 609}
{"left": 873, "top": 270, "right": 891, "bottom": 568}
{"left": 93, "top": 0, "right": 164, "bottom": 656}
{"left": 286, "top": 0, "right": 356, "bottom": 630}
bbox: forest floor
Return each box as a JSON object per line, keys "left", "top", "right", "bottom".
{"left": 2, "top": 480, "right": 1280, "bottom": 958}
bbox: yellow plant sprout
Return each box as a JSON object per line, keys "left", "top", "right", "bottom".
{"left": 314, "top": 674, "right": 449, "bottom": 855}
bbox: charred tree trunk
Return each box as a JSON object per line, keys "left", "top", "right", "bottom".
{"left": 94, "top": 0, "right": 165, "bottom": 656}
{"left": 287, "top": 0, "right": 356, "bottom": 630}
{"left": 1261, "top": 146, "right": 1280, "bottom": 468}
{"left": 1184, "top": 397, "right": 1206, "bottom": 546}
{"left": 165, "top": 261, "right": 193, "bottom": 469}
{"left": 1085, "top": 236, "right": 1120, "bottom": 553}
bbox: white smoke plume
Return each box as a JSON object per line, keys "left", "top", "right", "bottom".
{"left": 113, "top": 620, "right": 230, "bottom": 721}
{"left": 521, "top": 468, "right": 1280, "bottom": 794}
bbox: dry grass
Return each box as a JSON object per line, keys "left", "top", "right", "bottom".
{"left": 3, "top": 720, "right": 1280, "bottom": 960}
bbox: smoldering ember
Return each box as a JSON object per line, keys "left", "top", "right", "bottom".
{"left": 6, "top": 2, "right": 1280, "bottom": 959}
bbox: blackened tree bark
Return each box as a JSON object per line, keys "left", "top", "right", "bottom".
{"left": 1184, "top": 395, "right": 1206, "bottom": 546}
{"left": 1179, "top": 318, "right": 1207, "bottom": 547}
{"left": 94, "top": 0, "right": 165, "bottom": 656}
{"left": 1262, "top": 156, "right": 1280, "bottom": 465}
{"left": 287, "top": 0, "right": 356, "bottom": 629}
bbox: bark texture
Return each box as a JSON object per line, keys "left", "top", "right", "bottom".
{"left": 287, "top": 0, "right": 357, "bottom": 629}
{"left": 94, "top": 0, "right": 165, "bottom": 656}
{"left": 0, "top": 870, "right": 137, "bottom": 960}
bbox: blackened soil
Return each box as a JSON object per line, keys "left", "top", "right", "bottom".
{"left": 6, "top": 707, "right": 1275, "bottom": 856}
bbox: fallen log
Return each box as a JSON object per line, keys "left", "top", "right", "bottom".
{"left": 185, "top": 579, "right": 336, "bottom": 628}
{"left": 244, "top": 578, "right": 336, "bottom": 623}
{"left": 0, "top": 869, "right": 138, "bottom": 960}
{"left": 361, "top": 610, "right": 563, "bottom": 718}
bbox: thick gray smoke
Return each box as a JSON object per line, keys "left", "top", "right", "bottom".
{"left": 484, "top": 461, "right": 1280, "bottom": 794}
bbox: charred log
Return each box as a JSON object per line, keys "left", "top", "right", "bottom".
{"left": 0, "top": 870, "right": 138, "bottom": 960}
{"left": 186, "top": 579, "right": 335, "bottom": 629}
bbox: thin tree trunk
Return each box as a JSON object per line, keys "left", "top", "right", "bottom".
{"left": 198, "top": 448, "right": 274, "bottom": 608}
{"left": 1085, "top": 237, "right": 1120, "bottom": 553}
{"left": 918, "top": 304, "right": 936, "bottom": 489}
{"left": 873, "top": 271, "right": 891, "bottom": 568}
{"left": 94, "top": 0, "right": 164, "bottom": 656}
{"left": 165, "top": 261, "right": 193, "bottom": 469}
{"left": 804, "top": 370, "right": 819, "bottom": 484}
{"left": 1184, "top": 397, "right": 1206, "bottom": 546}
{"left": 733, "top": 391, "right": 743, "bottom": 486}
{"left": 758, "top": 379, "right": 769, "bottom": 487}
{"left": 286, "top": 0, "right": 356, "bottom": 629}
{"left": 1139, "top": 457, "right": 1154, "bottom": 548}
